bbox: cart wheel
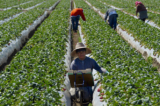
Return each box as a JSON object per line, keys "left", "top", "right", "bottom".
{"left": 79, "top": 91, "right": 83, "bottom": 106}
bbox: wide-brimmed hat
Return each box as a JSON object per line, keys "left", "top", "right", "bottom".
{"left": 71, "top": 42, "right": 91, "bottom": 57}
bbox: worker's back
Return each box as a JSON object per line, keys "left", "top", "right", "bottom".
{"left": 71, "top": 8, "right": 83, "bottom": 16}
{"left": 107, "top": 8, "right": 116, "bottom": 13}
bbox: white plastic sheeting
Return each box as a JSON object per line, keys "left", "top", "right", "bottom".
{"left": 48, "top": 1, "right": 60, "bottom": 11}
{"left": 0, "top": 1, "right": 60, "bottom": 66}
{"left": 79, "top": 22, "right": 108, "bottom": 105}
{"left": 62, "top": 1, "right": 108, "bottom": 105}
{"left": 60, "top": 73, "right": 72, "bottom": 106}
{"left": 64, "top": 20, "right": 72, "bottom": 71}
{"left": 100, "top": 1, "right": 160, "bottom": 30}
{"left": 59, "top": 1, "right": 72, "bottom": 105}
{"left": 85, "top": 0, "right": 160, "bottom": 65}
{"left": 25, "top": 1, "right": 45, "bottom": 10}
{"left": 0, "top": 1, "right": 32, "bottom": 11}
{"left": 61, "top": 1, "right": 109, "bottom": 105}
{"left": 92, "top": 69, "right": 108, "bottom": 106}
{"left": 0, "top": 1, "right": 46, "bottom": 25}
{"left": 0, "top": 12, "right": 24, "bottom": 25}
{"left": 147, "top": 10, "right": 160, "bottom": 15}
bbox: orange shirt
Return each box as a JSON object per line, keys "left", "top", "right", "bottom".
{"left": 70, "top": 8, "right": 86, "bottom": 21}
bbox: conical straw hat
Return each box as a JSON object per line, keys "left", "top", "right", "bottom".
{"left": 71, "top": 42, "right": 91, "bottom": 57}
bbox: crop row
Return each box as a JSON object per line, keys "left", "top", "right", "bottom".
{"left": 0, "top": 0, "right": 30, "bottom": 8}
{"left": 18, "top": 0, "right": 45, "bottom": 9}
{"left": 0, "top": 0, "right": 70, "bottom": 105}
{"left": 101, "top": 0, "right": 160, "bottom": 13}
{"left": 0, "top": 9, "right": 22, "bottom": 20}
{"left": 0, "top": 0, "right": 58, "bottom": 52}
{"left": 0, "top": 0, "right": 45, "bottom": 20}
{"left": 100, "top": 0, "right": 160, "bottom": 27}
{"left": 87, "top": 0, "right": 160, "bottom": 55}
{"left": 75, "top": 0, "right": 160, "bottom": 105}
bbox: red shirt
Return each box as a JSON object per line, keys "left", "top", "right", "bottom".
{"left": 70, "top": 8, "right": 86, "bottom": 21}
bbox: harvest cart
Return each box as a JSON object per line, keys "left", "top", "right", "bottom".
{"left": 68, "top": 69, "right": 94, "bottom": 106}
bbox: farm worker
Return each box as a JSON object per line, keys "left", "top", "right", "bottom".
{"left": 104, "top": 8, "right": 118, "bottom": 30}
{"left": 70, "top": 8, "right": 86, "bottom": 33}
{"left": 70, "top": 42, "right": 109, "bottom": 102}
{"left": 135, "top": 1, "right": 148, "bottom": 21}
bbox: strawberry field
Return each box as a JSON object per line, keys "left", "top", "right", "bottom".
{"left": 0, "top": 0, "right": 160, "bottom": 105}
{"left": 86, "top": 0, "right": 160, "bottom": 55}
{"left": 100, "top": 0, "right": 160, "bottom": 27}
{"left": 75, "top": 0, "right": 160, "bottom": 105}
{"left": 0, "top": 0, "right": 30, "bottom": 8}
{"left": 0, "top": 0, "right": 70, "bottom": 105}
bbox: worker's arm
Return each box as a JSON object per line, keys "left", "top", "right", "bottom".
{"left": 136, "top": 6, "right": 139, "bottom": 16}
{"left": 104, "top": 11, "right": 109, "bottom": 21}
{"left": 136, "top": 12, "right": 138, "bottom": 16}
{"left": 80, "top": 11, "right": 86, "bottom": 21}
{"left": 70, "top": 60, "right": 78, "bottom": 70}
{"left": 92, "top": 59, "right": 108, "bottom": 73}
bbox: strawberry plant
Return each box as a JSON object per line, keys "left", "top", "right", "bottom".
{"left": 18, "top": 0, "right": 45, "bottom": 9}
{"left": 0, "top": 0, "right": 58, "bottom": 51}
{"left": 0, "top": 0, "right": 70, "bottom": 105}
{"left": 100, "top": 0, "right": 160, "bottom": 26}
{"left": 0, "top": 0, "right": 46, "bottom": 20}
{"left": 0, "top": 9, "right": 22, "bottom": 20}
{"left": 0, "top": 0, "right": 30, "bottom": 8}
{"left": 87, "top": 0, "right": 160, "bottom": 55}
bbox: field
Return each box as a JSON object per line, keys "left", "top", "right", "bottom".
{"left": 0, "top": 0, "right": 160, "bottom": 105}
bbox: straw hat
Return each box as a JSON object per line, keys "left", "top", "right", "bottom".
{"left": 71, "top": 42, "right": 91, "bottom": 57}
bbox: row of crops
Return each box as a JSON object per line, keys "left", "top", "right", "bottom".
{"left": 17, "top": 0, "right": 44, "bottom": 9}
{"left": 0, "top": 0, "right": 49, "bottom": 20}
{"left": 0, "top": 0, "right": 32, "bottom": 8}
{"left": 0, "top": 0, "right": 70, "bottom": 105}
{"left": 100, "top": 0, "right": 160, "bottom": 27}
{"left": 99, "top": 0, "right": 160, "bottom": 13}
{"left": 0, "top": 0, "right": 58, "bottom": 51}
{"left": 75, "top": 0, "right": 160, "bottom": 105}
{"left": 87, "top": 0, "right": 160, "bottom": 55}
{"left": 0, "top": 0, "right": 160, "bottom": 105}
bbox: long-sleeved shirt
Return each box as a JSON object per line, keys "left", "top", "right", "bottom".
{"left": 70, "top": 56, "right": 106, "bottom": 73}
{"left": 104, "top": 8, "right": 118, "bottom": 21}
{"left": 70, "top": 8, "right": 86, "bottom": 21}
{"left": 136, "top": 4, "right": 147, "bottom": 12}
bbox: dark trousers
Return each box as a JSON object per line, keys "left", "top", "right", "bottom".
{"left": 141, "top": 18, "right": 146, "bottom": 22}
{"left": 108, "top": 14, "right": 117, "bottom": 30}
{"left": 71, "top": 15, "right": 80, "bottom": 31}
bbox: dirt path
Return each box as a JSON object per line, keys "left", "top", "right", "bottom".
{"left": 71, "top": 27, "right": 81, "bottom": 60}
{"left": 72, "top": 32, "right": 80, "bottom": 50}
{"left": 71, "top": 0, "right": 80, "bottom": 61}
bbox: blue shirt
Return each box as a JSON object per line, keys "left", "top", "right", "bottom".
{"left": 105, "top": 8, "right": 118, "bottom": 21}
{"left": 70, "top": 56, "right": 107, "bottom": 97}
{"left": 70, "top": 56, "right": 104, "bottom": 73}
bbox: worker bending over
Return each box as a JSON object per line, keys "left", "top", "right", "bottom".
{"left": 104, "top": 8, "right": 118, "bottom": 30}
{"left": 70, "top": 8, "right": 86, "bottom": 33}
{"left": 135, "top": 1, "right": 148, "bottom": 22}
